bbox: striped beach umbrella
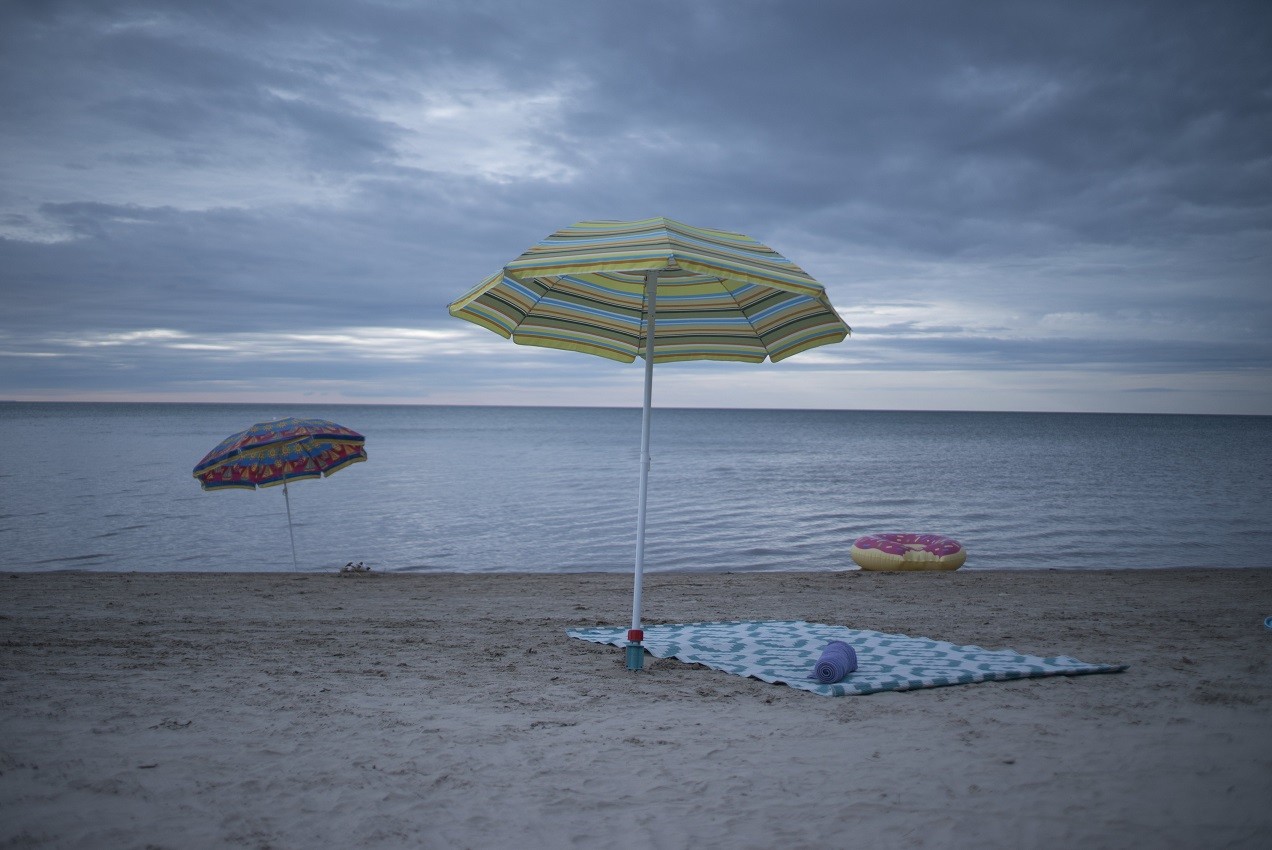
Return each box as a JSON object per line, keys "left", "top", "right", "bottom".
{"left": 193, "top": 418, "right": 367, "bottom": 569}
{"left": 449, "top": 217, "right": 850, "bottom": 668}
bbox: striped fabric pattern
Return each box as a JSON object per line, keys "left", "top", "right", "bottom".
{"left": 449, "top": 218, "right": 850, "bottom": 363}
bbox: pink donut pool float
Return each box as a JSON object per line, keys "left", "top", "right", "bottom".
{"left": 850, "top": 533, "right": 967, "bottom": 571}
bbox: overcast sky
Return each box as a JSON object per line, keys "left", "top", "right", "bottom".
{"left": 2, "top": 0, "right": 1269, "bottom": 414}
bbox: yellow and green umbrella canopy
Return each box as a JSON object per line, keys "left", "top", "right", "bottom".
{"left": 449, "top": 217, "right": 851, "bottom": 669}
{"left": 449, "top": 217, "right": 850, "bottom": 363}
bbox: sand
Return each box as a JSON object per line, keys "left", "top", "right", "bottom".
{"left": 2, "top": 568, "right": 1271, "bottom": 849}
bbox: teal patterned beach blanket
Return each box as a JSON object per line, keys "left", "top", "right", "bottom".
{"left": 567, "top": 621, "right": 1127, "bottom": 696}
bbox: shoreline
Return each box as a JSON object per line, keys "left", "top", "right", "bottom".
{"left": 3, "top": 569, "right": 1271, "bottom": 848}
{"left": 16, "top": 563, "right": 1272, "bottom": 574}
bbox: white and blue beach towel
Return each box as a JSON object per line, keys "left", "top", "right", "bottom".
{"left": 567, "top": 620, "right": 1126, "bottom": 696}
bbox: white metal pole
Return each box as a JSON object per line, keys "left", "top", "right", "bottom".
{"left": 282, "top": 479, "right": 299, "bottom": 571}
{"left": 631, "top": 269, "right": 658, "bottom": 635}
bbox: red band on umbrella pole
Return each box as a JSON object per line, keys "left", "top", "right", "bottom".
{"left": 627, "top": 629, "right": 644, "bottom": 643}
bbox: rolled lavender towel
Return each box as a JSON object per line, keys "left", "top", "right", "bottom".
{"left": 807, "top": 640, "right": 858, "bottom": 684}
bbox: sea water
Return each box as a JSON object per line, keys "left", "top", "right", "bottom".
{"left": 1, "top": 402, "right": 1269, "bottom": 573}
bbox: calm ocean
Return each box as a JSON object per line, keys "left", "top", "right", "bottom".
{"left": 2, "top": 402, "right": 1270, "bottom": 573}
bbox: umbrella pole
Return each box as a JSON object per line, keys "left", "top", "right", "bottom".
{"left": 628, "top": 269, "right": 658, "bottom": 671}
{"left": 282, "top": 479, "right": 299, "bottom": 571}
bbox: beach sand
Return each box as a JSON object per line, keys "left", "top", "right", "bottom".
{"left": 2, "top": 569, "right": 1271, "bottom": 849}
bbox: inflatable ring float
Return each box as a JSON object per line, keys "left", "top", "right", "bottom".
{"left": 850, "top": 533, "right": 966, "bottom": 571}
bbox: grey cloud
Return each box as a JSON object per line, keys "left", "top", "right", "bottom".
{"left": 1, "top": 0, "right": 1269, "bottom": 412}
{"left": 852, "top": 334, "right": 1272, "bottom": 374}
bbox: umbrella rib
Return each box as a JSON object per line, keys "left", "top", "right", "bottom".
{"left": 214, "top": 435, "right": 308, "bottom": 467}
{"left": 510, "top": 275, "right": 646, "bottom": 356}
{"left": 711, "top": 282, "right": 773, "bottom": 360}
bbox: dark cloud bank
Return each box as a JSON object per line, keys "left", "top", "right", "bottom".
{"left": 1, "top": 1, "right": 1269, "bottom": 412}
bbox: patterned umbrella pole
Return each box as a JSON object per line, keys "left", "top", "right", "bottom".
{"left": 628, "top": 269, "right": 659, "bottom": 671}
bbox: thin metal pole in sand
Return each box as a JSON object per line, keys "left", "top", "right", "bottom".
{"left": 628, "top": 268, "right": 658, "bottom": 671}
{"left": 282, "top": 479, "right": 299, "bottom": 571}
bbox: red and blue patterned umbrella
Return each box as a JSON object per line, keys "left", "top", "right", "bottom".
{"left": 193, "top": 418, "right": 367, "bottom": 568}
{"left": 193, "top": 417, "right": 366, "bottom": 490}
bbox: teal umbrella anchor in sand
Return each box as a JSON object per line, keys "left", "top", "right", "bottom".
{"left": 449, "top": 217, "right": 850, "bottom": 670}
